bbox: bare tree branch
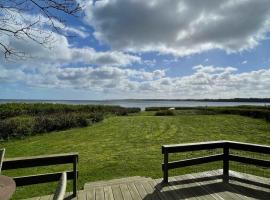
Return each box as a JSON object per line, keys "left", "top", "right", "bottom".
{"left": 0, "top": 0, "right": 82, "bottom": 59}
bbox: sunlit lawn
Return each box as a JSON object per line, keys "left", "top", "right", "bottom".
{"left": 1, "top": 113, "right": 270, "bottom": 199}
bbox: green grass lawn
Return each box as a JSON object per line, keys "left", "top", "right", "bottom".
{"left": 1, "top": 114, "right": 270, "bottom": 199}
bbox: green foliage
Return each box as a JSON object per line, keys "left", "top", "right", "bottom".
{"left": 0, "top": 103, "right": 140, "bottom": 140}
{"left": 0, "top": 103, "right": 140, "bottom": 119}
{"left": 1, "top": 115, "right": 270, "bottom": 199}
{"left": 146, "top": 105, "right": 270, "bottom": 122}
{"left": 155, "top": 110, "right": 176, "bottom": 116}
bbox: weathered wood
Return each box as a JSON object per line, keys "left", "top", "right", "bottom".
{"left": 111, "top": 185, "right": 124, "bottom": 200}
{"left": 103, "top": 186, "right": 114, "bottom": 200}
{"left": 162, "top": 140, "right": 270, "bottom": 183}
{"left": 13, "top": 170, "right": 77, "bottom": 186}
{"left": 119, "top": 184, "right": 133, "bottom": 200}
{"left": 2, "top": 153, "right": 78, "bottom": 170}
{"left": 228, "top": 141, "right": 270, "bottom": 154}
{"left": 95, "top": 187, "right": 105, "bottom": 200}
{"left": 134, "top": 182, "right": 148, "bottom": 199}
{"left": 223, "top": 143, "right": 229, "bottom": 182}
{"left": 229, "top": 154, "right": 270, "bottom": 167}
{"left": 27, "top": 171, "right": 270, "bottom": 200}
{"left": 2, "top": 153, "right": 78, "bottom": 197}
{"left": 162, "top": 141, "right": 226, "bottom": 153}
{"left": 126, "top": 183, "right": 142, "bottom": 200}
{"left": 0, "top": 148, "right": 5, "bottom": 173}
{"left": 163, "top": 154, "right": 223, "bottom": 170}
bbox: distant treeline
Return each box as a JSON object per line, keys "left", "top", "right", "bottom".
{"left": 0, "top": 103, "right": 140, "bottom": 140}
{"left": 146, "top": 105, "right": 270, "bottom": 122}
{"left": 198, "top": 98, "right": 270, "bottom": 102}
{"left": 121, "top": 98, "right": 270, "bottom": 102}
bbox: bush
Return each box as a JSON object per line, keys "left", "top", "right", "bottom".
{"left": 0, "top": 103, "right": 141, "bottom": 119}
{"left": 0, "top": 103, "right": 141, "bottom": 140}
{"left": 155, "top": 110, "right": 176, "bottom": 116}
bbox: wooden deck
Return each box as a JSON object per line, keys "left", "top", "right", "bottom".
{"left": 24, "top": 170, "right": 270, "bottom": 200}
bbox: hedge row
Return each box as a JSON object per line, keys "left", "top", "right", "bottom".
{"left": 0, "top": 112, "right": 104, "bottom": 140}
{"left": 0, "top": 103, "right": 141, "bottom": 140}
{"left": 148, "top": 106, "right": 270, "bottom": 122}
{"left": 0, "top": 103, "right": 141, "bottom": 119}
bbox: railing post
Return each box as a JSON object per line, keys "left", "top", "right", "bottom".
{"left": 223, "top": 143, "right": 229, "bottom": 183}
{"left": 162, "top": 147, "right": 169, "bottom": 183}
{"left": 73, "top": 155, "right": 78, "bottom": 197}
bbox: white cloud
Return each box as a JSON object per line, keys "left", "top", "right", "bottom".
{"left": 85, "top": 0, "right": 270, "bottom": 56}
{"left": 242, "top": 60, "right": 248, "bottom": 64}
{"left": 1, "top": 63, "right": 270, "bottom": 98}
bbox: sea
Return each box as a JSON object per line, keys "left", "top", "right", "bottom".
{"left": 1, "top": 99, "right": 270, "bottom": 110}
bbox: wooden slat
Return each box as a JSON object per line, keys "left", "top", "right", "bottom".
{"left": 190, "top": 171, "right": 243, "bottom": 200}
{"left": 141, "top": 180, "right": 161, "bottom": 200}
{"left": 229, "top": 155, "right": 270, "bottom": 167}
{"left": 126, "top": 183, "right": 142, "bottom": 200}
{"left": 163, "top": 154, "right": 223, "bottom": 170}
{"left": 95, "top": 187, "right": 105, "bottom": 200}
{"left": 147, "top": 180, "right": 169, "bottom": 200}
{"left": 86, "top": 188, "right": 95, "bottom": 200}
{"left": 2, "top": 153, "right": 78, "bottom": 170}
{"left": 111, "top": 185, "right": 123, "bottom": 200}
{"left": 228, "top": 141, "right": 270, "bottom": 154}
{"left": 104, "top": 186, "right": 114, "bottom": 200}
{"left": 162, "top": 141, "right": 225, "bottom": 153}
{"left": 169, "top": 176, "right": 210, "bottom": 200}
{"left": 39, "top": 195, "right": 52, "bottom": 200}
{"left": 13, "top": 170, "right": 77, "bottom": 186}
{"left": 119, "top": 184, "right": 133, "bottom": 200}
{"left": 77, "top": 191, "right": 87, "bottom": 200}
{"left": 210, "top": 170, "right": 254, "bottom": 200}
{"left": 154, "top": 178, "right": 183, "bottom": 200}
{"left": 134, "top": 182, "right": 148, "bottom": 199}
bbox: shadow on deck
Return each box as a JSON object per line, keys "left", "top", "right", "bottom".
{"left": 29, "top": 170, "right": 270, "bottom": 200}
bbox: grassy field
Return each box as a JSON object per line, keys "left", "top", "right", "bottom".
{"left": 1, "top": 113, "right": 270, "bottom": 199}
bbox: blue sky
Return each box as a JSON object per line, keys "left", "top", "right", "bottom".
{"left": 0, "top": 0, "right": 270, "bottom": 100}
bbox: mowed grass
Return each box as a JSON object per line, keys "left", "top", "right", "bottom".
{"left": 1, "top": 114, "right": 270, "bottom": 199}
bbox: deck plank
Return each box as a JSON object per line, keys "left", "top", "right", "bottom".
{"left": 86, "top": 188, "right": 95, "bottom": 200}
{"left": 119, "top": 184, "right": 133, "bottom": 200}
{"left": 95, "top": 187, "right": 105, "bottom": 200}
{"left": 111, "top": 185, "right": 124, "bottom": 200}
{"left": 126, "top": 182, "right": 142, "bottom": 200}
{"left": 134, "top": 181, "right": 148, "bottom": 199}
{"left": 154, "top": 178, "right": 179, "bottom": 200}
{"left": 22, "top": 170, "right": 270, "bottom": 200}
{"left": 77, "top": 190, "right": 87, "bottom": 200}
{"left": 147, "top": 180, "right": 169, "bottom": 200}
{"left": 169, "top": 175, "right": 211, "bottom": 200}
{"left": 207, "top": 170, "right": 251, "bottom": 200}
{"left": 141, "top": 180, "right": 162, "bottom": 200}
{"left": 224, "top": 170, "right": 270, "bottom": 200}
{"left": 190, "top": 171, "right": 243, "bottom": 200}
{"left": 104, "top": 186, "right": 114, "bottom": 200}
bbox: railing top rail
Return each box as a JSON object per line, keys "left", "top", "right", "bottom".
{"left": 227, "top": 141, "right": 270, "bottom": 154}
{"left": 162, "top": 140, "right": 270, "bottom": 154}
{"left": 162, "top": 140, "right": 227, "bottom": 153}
{"left": 2, "top": 152, "right": 79, "bottom": 170}
{"left": 4, "top": 152, "right": 78, "bottom": 162}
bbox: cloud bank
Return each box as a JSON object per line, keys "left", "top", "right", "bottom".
{"left": 85, "top": 0, "right": 270, "bottom": 56}
{"left": 1, "top": 64, "right": 269, "bottom": 98}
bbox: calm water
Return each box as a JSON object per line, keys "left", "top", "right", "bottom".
{"left": 1, "top": 99, "right": 270, "bottom": 110}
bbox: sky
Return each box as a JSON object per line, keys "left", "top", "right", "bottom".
{"left": 1, "top": 0, "right": 270, "bottom": 100}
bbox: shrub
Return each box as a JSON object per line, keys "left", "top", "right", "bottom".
{"left": 155, "top": 110, "right": 176, "bottom": 116}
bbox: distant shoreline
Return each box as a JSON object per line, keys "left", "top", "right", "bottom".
{"left": 1, "top": 98, "right": 270, "bottom": 103}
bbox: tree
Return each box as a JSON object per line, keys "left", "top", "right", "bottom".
{"left": 0, "top": 0, "right": 82, "bottom": 59}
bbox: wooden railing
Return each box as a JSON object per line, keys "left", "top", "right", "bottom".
{"left": 2, "top": 152, "right": 78, "bottom": 197}
{"left": 162, "top": 140, "right": 270, "bottom": 183}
